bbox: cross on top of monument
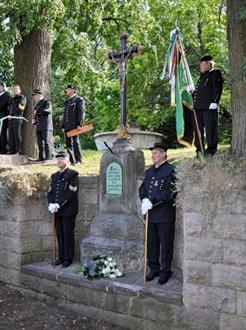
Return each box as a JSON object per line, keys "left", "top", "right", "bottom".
{"left": 108, "top": 33, "right": 143, "bottom": 140}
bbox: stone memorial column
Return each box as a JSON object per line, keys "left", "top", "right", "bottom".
{"left": 80, "top": 140, "right": 145, "bottom": 272}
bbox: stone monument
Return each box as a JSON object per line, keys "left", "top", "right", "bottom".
{"left": 81, "top": 33, "right": 146, "bottom": 271}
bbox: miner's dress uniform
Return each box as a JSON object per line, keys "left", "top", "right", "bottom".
{"left": 139, "top": 161, "right": 176, "bottom": 275}
{"left": 62, "top": 95, "right": 84, "bottom": 164}
{"left": 34, "top": 99, "right": 53, "bottom": 160}
{"left": 48, "top": 168, "right": 79, "bottom": 263}
{"left": 0, "top": 91, "right": 10, "bottom": 154}
{"left": 193, "top": 69, "right": 223, "bottom": 155}
{"left": 8, "top": 94, "right": 27, "bottom": 154}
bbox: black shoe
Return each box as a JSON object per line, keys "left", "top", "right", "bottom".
{"left": 61, "top": 260, "right": 72, "bottom": 268}
{"left": 158, "top": 271, "right": 172, "bottom": 285}
{"left": 52, "top": 259, "right": 63, "bottom": 266}
{"left": 146, "top": 270, "right": 160, "bottom": 282}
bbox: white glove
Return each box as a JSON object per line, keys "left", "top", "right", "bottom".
{"left": 48, "top": 203, "right": 55, "bottom": 213}
{"left": 48, "top": 203, "right": 60, "bottom": 213}
{"left": 141, "top": 198, "right": 153, "bottom": 215}
{"left": 53, "top": 203, "right": 60, "bottom": 213}
{"left": 186, "top": 84, "right": 195, "bottom": 94}
{"left": 209, "top": 103, "right": 217, "bottom": 110}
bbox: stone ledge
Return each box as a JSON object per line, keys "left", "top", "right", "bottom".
{"left": 20, "top": 262, "right": 186, "bottom": 329}
{"left": 21, "top": 262, "right": 183, "bottom": 306}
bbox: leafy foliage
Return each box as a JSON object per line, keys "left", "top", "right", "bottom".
{"left": 0, "top": 0, "right": 230, "bottom": 149}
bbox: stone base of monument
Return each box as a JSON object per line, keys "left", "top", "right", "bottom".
{"left": 80, "top": 214, "right": 144, "bottom": 271}
{"left": 0, "top": 154, "right": 28, "bottom": 166}
{"left": 81, "top": 139, "right": 145, "bottom": 273}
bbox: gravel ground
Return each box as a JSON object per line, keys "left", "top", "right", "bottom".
{"left": 0, "top": 282, "right": 127, "bottom": 330}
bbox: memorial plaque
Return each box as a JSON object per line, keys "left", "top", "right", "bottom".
{"left": 106, "top": 162, "right": 122, "bottom": 195}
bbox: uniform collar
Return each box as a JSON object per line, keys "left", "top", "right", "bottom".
{"left": 154, "top": 160, "right": 167, "bottom": 168}
{"left": 59, "top": 166, "right": 68, "bottom": 174}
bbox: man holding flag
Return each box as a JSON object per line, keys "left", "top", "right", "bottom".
{"left": 192, "top": 55, "right": 224, "bottom": 157}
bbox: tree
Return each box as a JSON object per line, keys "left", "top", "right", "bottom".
{"left": 227, "top": 0, "right": 246, "bottom": 156}
{"left": 0, "top": 0, "right": 63, "bottom": 157}
{"left": 14, "top": 29, "right": 52, "bottom": 156}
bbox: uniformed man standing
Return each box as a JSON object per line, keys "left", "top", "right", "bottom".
{"left": 48, "top": 150, "right": 79, "bottom": 268}
{"left": 32, "top": 89, "right": 53, "bottom": 161}
{"left": 0, "top": 82, "right": 10, "bottom": 154}
{"left": 8, "top": 84, "right": 27, "bottom": 154}
{"left": 192, "top": 55, "right": 224, "bottom": 157}
{"left": 139, "top": 142, "right": 176, "bottom": 285}
{"left": 62, "top": 85, "right": 84, "bottom": 165}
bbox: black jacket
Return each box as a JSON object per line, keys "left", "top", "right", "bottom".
{"left": 193, "top": 69, "right": 223, "bottom": 110}
{"left": 0, "top": 92, "right": 10, "bottom": 118}
{"left": 8, "top": 94, "right": 27, "bottom": 116}
{"left": 139, "top": 161, "right": 176, "bottom": 223}
{"left": 34, "top": 99, "right": 53, "bottom": 131}
{"left": 48, "top": 168, "right": 79, "bottom": 216}
{"left": 62, "top": 95, "right": 84, "bottom": 132}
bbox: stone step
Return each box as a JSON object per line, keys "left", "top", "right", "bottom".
{"left": 21, "top": 261, "right": 183, "bottom": 330}
{"left": 81, "top": 236, "right": 144, "bottom": 272}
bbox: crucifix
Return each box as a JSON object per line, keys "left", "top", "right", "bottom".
{"left": 108, "top": 33, "right": 143, "bottom": 140}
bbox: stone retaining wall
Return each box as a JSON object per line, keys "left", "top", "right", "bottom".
{"left": 0, "top": 176, "right": 99, "bottom": 286}
{"left": 0, "top": 172, "right": 183, "bottom": 286}
{"left": 180, "top": 159, "right": 246, "bottom": 329}
{"left": 1, "top": 157, "right": 245, "bottom": 329}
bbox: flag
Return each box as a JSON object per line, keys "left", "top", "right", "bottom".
{"left": 161, "top": 28, "right": 194, "bottom": 147}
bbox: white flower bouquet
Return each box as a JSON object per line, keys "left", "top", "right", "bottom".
{"left": 76, "top": 255, "right": 123, "bottom": 280}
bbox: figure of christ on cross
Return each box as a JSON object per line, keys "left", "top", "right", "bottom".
{"left": 108, "top": 33, "right": 143, "bottom": 140}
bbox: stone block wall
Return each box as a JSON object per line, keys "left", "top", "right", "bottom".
{"left": 0, "top": 170, "right": 183, "bottom": 285}
{"left": 180, "top": 159, "right": 246, "bottom": 329}
{"left": 0, "top": 176, "right": 99, "bottom": 286}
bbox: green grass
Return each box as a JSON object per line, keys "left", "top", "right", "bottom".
{"left": 17, "top": 145, "right": 229, "bottom": 176}
{"left": 0, "top": 145, "right": 230, "bottom": 178}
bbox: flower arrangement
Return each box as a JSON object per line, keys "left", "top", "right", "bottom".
{"left": 76, "top": 255, "right": 123, "bottom": 280}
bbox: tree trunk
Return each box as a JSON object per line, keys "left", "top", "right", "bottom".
{"left": 14, "top": 29, "right": 52, "bottom": 158}
{"left": 227, "top": 0, "right": 246, "bottom": 156}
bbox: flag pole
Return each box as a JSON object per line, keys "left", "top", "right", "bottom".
{"left": 192, "top": 108, "right": 204, "bottom": 155}
{"left": 176, "top": 32, "right": 204, "bottom": 155}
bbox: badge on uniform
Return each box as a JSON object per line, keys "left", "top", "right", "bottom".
{"left": 159, "top": 179, "right": 165, "bottom": 191}
{"left": 69, "top": 184, "right": 78, "bottom": 192}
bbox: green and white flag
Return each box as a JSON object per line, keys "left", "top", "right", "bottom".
{"left": 161, "top": 28, "right": 194, "bottom": 147}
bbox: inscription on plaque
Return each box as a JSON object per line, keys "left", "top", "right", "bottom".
{"left": 106, "top": 162, "right": 122, "bottom": 195}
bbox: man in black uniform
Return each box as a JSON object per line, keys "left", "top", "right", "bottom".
{"left": 0, "top": 82, "right": 10, "bottom": 154}
{"left": 32, "top": 89, "right": 53, "bottom": 161}
{"left": 139, "top": 142, "right": 176, "bottom": 285}
{"left": 8, "top": 84, "right": 27, "bottom": 154}
{"left": 193, "top": 55, "right": 224, "bottom": 156}
{"left": 62, "top": 84, "right": 84, "bottom": 165}
{"left": 48, "top": 150, "right": 79, "bottom": 268}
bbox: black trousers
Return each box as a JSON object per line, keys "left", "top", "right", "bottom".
{"left": 65, "top": 134, "right": 82, "bottom": 164}
{"left": 194, "top": 109, "right": 218, "bottom": 155}
{"left": 147, "top": 222, "right": 175, "bottom": 274}
{"left": 55, "top": 214, "right": 76, "bottom": 262}
{"left": 0, "top": 118, "right": 8, "bottom": 154}
{"left": 8, "top": 119, "right": 23, "bottom": 154}
{"left": 36, "top": 130, "right": 53, "bottom": 160}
